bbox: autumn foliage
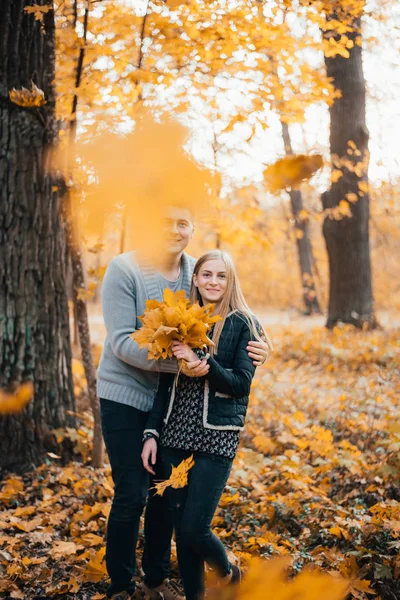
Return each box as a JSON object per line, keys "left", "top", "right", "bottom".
{"left": 132, "top": 289, "right": 222, "bottom": 360}
{"left": 1, "top": 0, "right": 399, "bottom": 597}
{"left": 1, "top": 320, "right": 399, "bottom": 598}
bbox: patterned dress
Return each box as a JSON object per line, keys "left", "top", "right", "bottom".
{"left": 160, "top": 373, "right": 240, "bottom": 459}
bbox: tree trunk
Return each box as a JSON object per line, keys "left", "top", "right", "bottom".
{"left": 66, "top": 0, "right": 104, "bottom": 467}
{"left": 281, "top": 121, "right": 322, "bottom": 315}
{"left": 322, "top": 16, "right": 377, "bottom": 329}
{"left": 0, "top": 0, "right": 75, "bottom": 472}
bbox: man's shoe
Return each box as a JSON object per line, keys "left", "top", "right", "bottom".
{"left": 142, "top": 579, "right": 185, "bottom": 600}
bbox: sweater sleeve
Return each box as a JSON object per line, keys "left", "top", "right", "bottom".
{"left": 144, "top": 373, "right": 175, "bottom": 436}
{"left": 206, "top": 319, "right": 256, "bottom": 397}
{"left": 102, "top": 260, "right": 177, "bottom": 373}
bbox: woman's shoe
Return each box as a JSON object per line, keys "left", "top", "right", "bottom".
{"left": 141, "top": 579, "right": 185, "bottom": 600}
{"left": 218, "top": 563, "right": 241, "bottom": 589}
{"left": 229, "top": 564, "right": 241, "bottom": 586}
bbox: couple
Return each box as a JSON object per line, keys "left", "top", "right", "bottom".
{"left": 97, "top": 206, "right": 270, "bottom": 600}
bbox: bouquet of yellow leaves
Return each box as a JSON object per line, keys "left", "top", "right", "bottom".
{"left": 132, "top": 289, "right": 222, "bottom": 360}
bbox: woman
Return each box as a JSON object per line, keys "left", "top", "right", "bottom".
{"left": 141, "top": 250, "right": 271, "bottom": 600}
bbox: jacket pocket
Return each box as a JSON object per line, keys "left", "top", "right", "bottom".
{"left": 215, "top": 391, "right": 233, "bottom": 399}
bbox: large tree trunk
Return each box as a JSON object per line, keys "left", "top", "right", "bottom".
{"left": 0, "top": 0, "right": 75, "bottom": 472}
{"left": 280, "top": 121, "right": 322, "bottom": 315}
{"left": 322, "top": 16, "right": 377, "bottom": 329}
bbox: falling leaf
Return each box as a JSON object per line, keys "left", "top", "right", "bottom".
{"left": 154, "top": 454, "right": 195, "bottom": 496}
{"left": 9, "top": 83, "right": 46, "bottom": 107}
{"left": 61, "top": 112, "right": 219, "bottom": 250}
{"left": 295, "top": 228, "right": 304, "bottom": 239}
{"left": 230, "top": 557, "right": 349, "bottom": 600}
{"left": 264, "top": 154, "right": 323, "bottom": 192}
{"left": 24, "top": 4, "right": 52, "bottom": 22}
{"left": 0, "top": 382, "right": 33, "bottom": 414}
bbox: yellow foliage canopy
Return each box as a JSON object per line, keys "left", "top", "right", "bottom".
{"left": 132, "top": 289, "right": 222, "bottom": 360}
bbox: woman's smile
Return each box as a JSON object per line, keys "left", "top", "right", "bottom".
{"left": 193, "top": 258, "right": 228, "bottom": 305}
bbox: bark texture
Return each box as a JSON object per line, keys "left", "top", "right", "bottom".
{"left": 0, "top": 0, "right": 75, "bottom": 471}
{"left": 322, "top": 17, "right": 377, "bottom": 329}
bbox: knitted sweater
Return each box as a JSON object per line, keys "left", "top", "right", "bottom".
{"left": 97, "top": 251, "right": 197, "bottom": 412}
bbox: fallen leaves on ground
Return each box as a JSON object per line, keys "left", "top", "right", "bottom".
{"left": 0, "top": 321, "right": 399, "bottom": 598}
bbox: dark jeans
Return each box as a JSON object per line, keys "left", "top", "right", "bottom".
{"left": 161, "top": 447, "right": 233, "bottom": 600}
{"left": 100, "top": 399, "right": 173, "bottom": 598}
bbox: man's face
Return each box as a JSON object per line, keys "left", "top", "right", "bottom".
{"left": 162, "top": 207, "right": 194, "bottom": 255}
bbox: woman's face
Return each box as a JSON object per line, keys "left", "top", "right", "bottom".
{"left": 193, "top": 259, "right": 228, "bottom": 305}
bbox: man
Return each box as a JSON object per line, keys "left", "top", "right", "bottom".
{"left": 97, "top": 206, "right": 269, "bottom": 600}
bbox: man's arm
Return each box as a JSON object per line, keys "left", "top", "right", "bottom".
{"left": 247, "top": 339, "right": 270, "bottom": 367}
{"left": 102, "top": 260, "right": 177, "bottom": 373}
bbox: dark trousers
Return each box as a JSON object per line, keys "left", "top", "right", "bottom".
{"left": 161, "top": 448, "right": 233, "bottom": 600}
{"left": 100, "top": 399, "right": 173, "bottom": 598}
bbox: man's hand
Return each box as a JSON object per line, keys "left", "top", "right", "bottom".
{"left": 180, "top": 357, "right": 210, "bottom": 378}
{"left": 142, "top": 438, "right": 158, "bottom": 475}
{"left": 171, "top": 341, "right": 198, "bottom": 363}
{"left": 247, "top": 339, "right": 270, "bottom": 367}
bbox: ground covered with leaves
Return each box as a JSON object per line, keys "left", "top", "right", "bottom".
{"left": 0, "top": 322, "right": 399, "bottom": 599}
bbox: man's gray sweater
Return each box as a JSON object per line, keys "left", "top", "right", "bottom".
{"left": 97, "top": 251, "right": 196, "bottom": 412}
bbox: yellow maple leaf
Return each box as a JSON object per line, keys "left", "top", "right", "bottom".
{"left": 78, "top": 548, "right": 107, "bottom": 583}
{"left": 24, "top": 4, "right": 52, "bottom": 22}
{"left": 9, "top": 83, "right": 46, "bottom": 107}
{"left": 154, "top": 454, "right": 195, "bottom": 496}
{"left": 132, "top": 289, "right": 222, "bottom": 360}
{"left": 0, "top": 382, "right": 33, "bottom": 414}
{"left": 264, "top": 154, "right": 323, "bottom": 193}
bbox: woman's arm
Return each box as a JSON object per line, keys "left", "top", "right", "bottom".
{"left": 207, "top": 320, "right": 257, "bottom": 398}
{"left": 144, "top": 373, "right": 175, "bottom": 437}
{"left": 102, "top": 260, "right": 177, "bottom": 373}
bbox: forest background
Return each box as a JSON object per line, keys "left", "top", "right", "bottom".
{"left": 1, "top": 0, "right": 400, "bottom": 599}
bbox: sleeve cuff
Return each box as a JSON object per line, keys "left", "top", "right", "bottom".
{"left": 143, "top": 429, "right": 160, "bottom": 439}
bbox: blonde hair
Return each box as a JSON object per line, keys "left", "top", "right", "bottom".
{"left": 189, "top": 250, "right": 273, "bottom": 355}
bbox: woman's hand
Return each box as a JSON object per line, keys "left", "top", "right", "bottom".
{"left": 142, "top": 438, "right": 158, "bottom": 475}
{"left": 171, "top": 341, "right": 198, "bottom": 363}
{"left": 180, "top": 357, "right": 210, "bottom": 378}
